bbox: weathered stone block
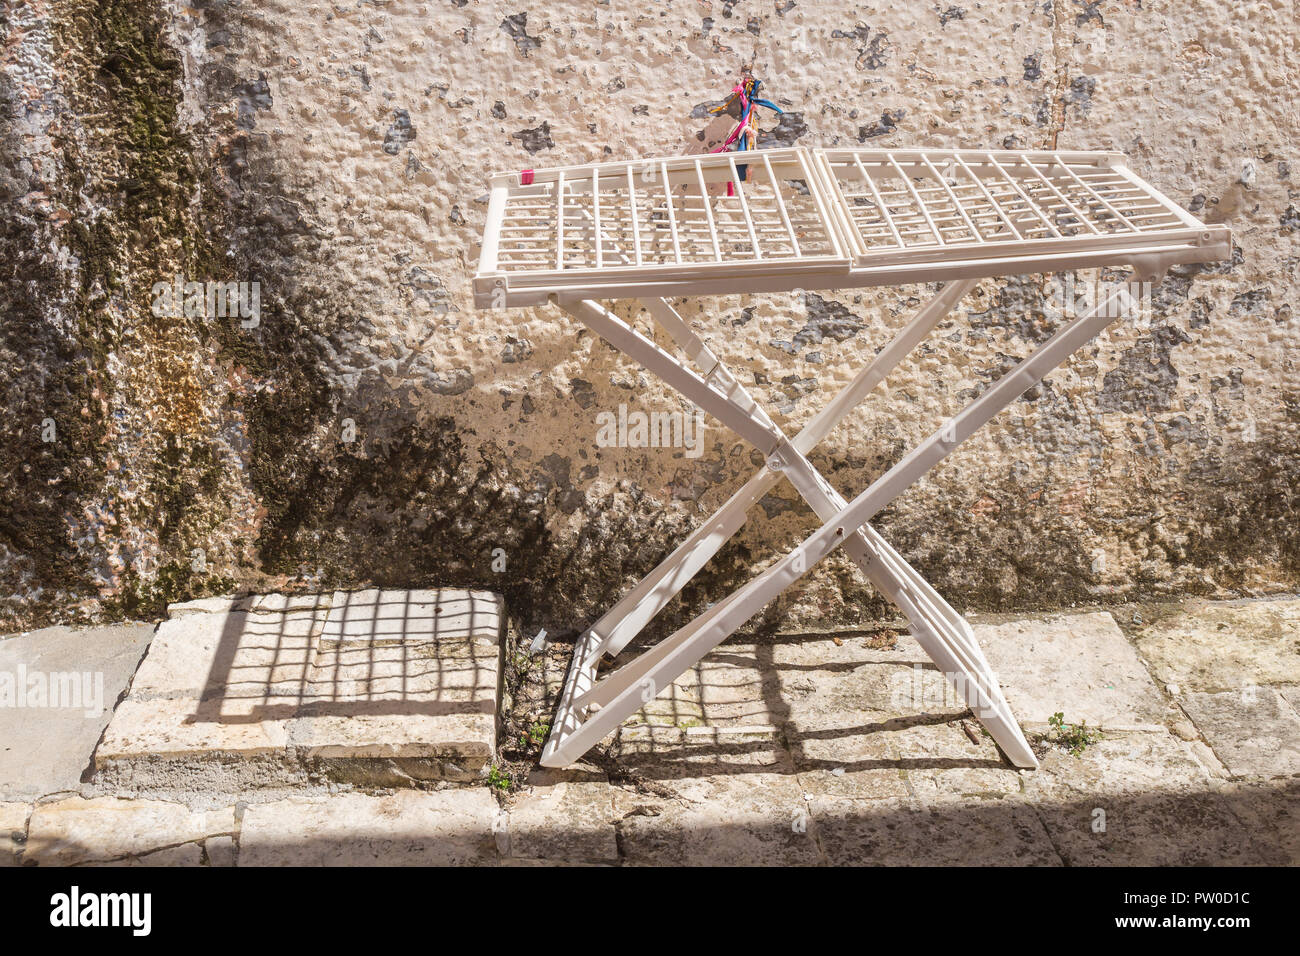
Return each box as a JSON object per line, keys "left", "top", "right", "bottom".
{"left": 321, "top": 589, "right": 502, "bottom": 646}
{"left": 812, "top": 797, "right": 1061, "bottom": 866}
{"left": 607, "top": 727, "right": 822, "bottom": 865}
{"left": 1132, "top": 598, "right": 1300, "bottom": 693}
{"left": 502, "top": 768, "right": 618, "bottom": 864}
{"left": 0, "top": 623, "right": 155, "bottom": 801}
{"left": 95, "top": 590, "right": 503, "bottom": 791}
{"left": 238, "top": 790, "right": 498, "bottom": 866}
{"left": 24, "top": 797, "right": 234, "bottom": 866}
{"left": 1180, "top": 688, "right": 1300, "bottom": 778}
{"left": 974, "top": 611, "right": 1167, "bottom": 729}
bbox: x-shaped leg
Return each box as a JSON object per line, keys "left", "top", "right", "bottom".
{"left": 543, "top": 276, "right": 1149, "bottom": 770}
{"left": 594, "top": 285, "right": 980, "bottom": 659}
{"left": 636, "top": 292, "right": 1016, "bottom": 750}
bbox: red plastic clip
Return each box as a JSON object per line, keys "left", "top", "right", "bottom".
{"left": 520, "top": 169, "right": 535, "bottom": 185}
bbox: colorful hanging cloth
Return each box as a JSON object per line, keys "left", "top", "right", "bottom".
{"left": 708, "top": 74, "right": 784, "bottom": 193}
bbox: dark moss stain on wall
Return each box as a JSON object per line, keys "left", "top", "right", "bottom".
{"left": 66, "top": 0, "right": 249, "bottom": 619}
{"left": 0, "top": 65, "right": 101, "bottom": 613}
{"left": 1179, "top": 392, "right": 1300, "bottom": 582}
{"left": 2, "top": 0, "right": 236, "bottom": 625}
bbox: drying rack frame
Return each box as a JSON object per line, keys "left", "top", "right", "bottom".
{"left": 471, "top": 145, "right": 1230, "bottom": 770}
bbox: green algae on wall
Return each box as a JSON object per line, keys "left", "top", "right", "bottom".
{"left": 1, "top": 0, "right": 243, "bottom": 625}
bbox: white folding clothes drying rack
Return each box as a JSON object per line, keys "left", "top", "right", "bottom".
{"left": 473, "top": 146, "right": 1230, "bottom": 770}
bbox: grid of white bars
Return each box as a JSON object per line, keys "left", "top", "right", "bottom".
{"left": 475, "top": 146, "right": 1226, "bottom": 307}
{"left": 484, "top": 148, "right": 844, "bottom": 273}
{"left": 816, "top": 148, "right": 1201, "bottom": 258}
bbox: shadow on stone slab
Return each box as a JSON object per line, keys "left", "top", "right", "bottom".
{"left": 813, "top": 797, "right": 1059, "bottom": 866}
{"left": 94, "top": 590, "right": 503, "bottom": 792}
{"left": 17, "top": 778, "right": 1294, "bottom": 866}
{"left": 813, "top": 778, "right": 1293, "bottom": 865}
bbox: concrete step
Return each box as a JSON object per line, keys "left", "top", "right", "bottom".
{"left": 93, "top": 589, "right": 504, "bottom": 796}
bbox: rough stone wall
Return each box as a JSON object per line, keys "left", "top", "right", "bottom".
{"left": 2, "top": 0, "right": 1297, "bottom": 638}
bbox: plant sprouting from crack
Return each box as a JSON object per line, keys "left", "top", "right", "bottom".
{"left": 1045, "top": 711, "right": 1102, "bottom": 756}
{"left": 519, "top": 720, "right": 549, "bottom": 750}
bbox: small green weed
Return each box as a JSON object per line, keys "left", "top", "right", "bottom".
{"left": 1046, "top": 712, "right": 1102, "bottom": 756}
{"left": 519, "top": 721, "right": 549, "bottom": 749}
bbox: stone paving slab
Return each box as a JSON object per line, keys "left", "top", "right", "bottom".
{"left": 285, "top": 709, "right": 495, "bottom": 763}
{"left": 1024, "top": 730, "right": 1213, "bottom": 798}
{"left": 238, "top": 789, "right": 498, "bottom": 866}
{"left": 167, "top": 592, "right": 334, "bottom": 618}
{"left": 774, "top": 667, "right": 949, "bottom": 797}
{"left": 167, "top": 596, "right": 254, "bottom": 617}
{"left": 886, "top": 718, "right": 1025, "bottom": 800}
{"left": 98, "top": 698, "right": 291, "bottom": 760}
{"left": 785, "top": 709, "right": 912, "bottom": 802}
{"left": 1219, "top": 779, "right": 1300, "bottom": 866}
{"left": 771, "top": 623, "right": 1151, "bottom": 794}
{"left": 610, "top": 724, "right": 794, "bottom": 785}
{"left": 1179, "top": 688, "right": 1300, "bottom": 777}
{"left": 1018, "top": 732, "right": 1266, "bottom": 865}
{"left": 0, "top": 622, "right": 155, "bottom": 800}
{"left": 502, "top": 768, "right": 618, "bottom": 864}
{"left": 974, "top": 611, "right": 1168, "bottom": 729}
{"left": 773, "top": 632, "right": 977, "bottom": 798}
{"left": 607, "top": 727, "right": 823, "bottom": 866}
{"left": 0, "top": 802, "right": 29, "bottom": 867}
{"left": 812, "top": 797, "right": 1061, "bottom": 866}
{"left": 497, "top": 857, "right": 613, "bottom": 867}
{"left": 322, "top": 588, "right": 503, "bottom": 646}
{"left": 123, "top": 607, "right": 325, "bottom": 701}
{"left": 205, "top": 834, "right": 237, "bottom": 867}
{"left": 1035, "top": 788, "right": 1263, "bottom": 866}
{"left": 24, "top": 796, "right": 235, "bottom": 866}
{"left": 1130, "top": 597, "right": 1300, "bottom": 692}
{"left": 617, "top": 796, "right": 821, "bottom": 866}
{"left": 81, "top": 844, "right": 205, "bottom": 867}
{"left": 772, "top": 631, "right": 940, "bottom": 718}
{"left": 623, "top": 643, "right": 781, "bottom": 729}
{"left": 95, "top": 590, "right": 503, "bottom": 790}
